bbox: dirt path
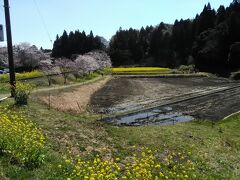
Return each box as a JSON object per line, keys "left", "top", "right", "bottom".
{"left": 33, "top": 76, "right": 105, "bottom": 93}
{"left": 39, "top": 76, "right": 111, "bottom": 113}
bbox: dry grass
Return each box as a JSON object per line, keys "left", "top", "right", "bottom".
{"left": 38, "top": 77, "right": 111, "bottom": 113}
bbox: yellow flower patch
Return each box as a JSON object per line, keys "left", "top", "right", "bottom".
{"left": 58, "top": 148, "right": 196, "bottom": 180}
{"left": 0, "top": 105, "right": 46, "bottom": 167}
{"left": 112, "top": 67, "right": 170, "bottom": 72}
{"left": 112, "top": 67, "right": 171, "bottom": 75}
{"left": 0, "top": 70, "right": 43, "bottom": 82}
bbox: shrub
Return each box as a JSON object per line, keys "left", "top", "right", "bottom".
{"left": 0, "top": 106, "right": 46, "bottom": 167}
{"left": 178, "top": 65, "right": 195, "bottom": 74}
{"left": 96, "top": 67, "right": 112, "bottom": 76}
{"left": 14, "top": 82, "right": 32, "bottom": 105}
{"left": 103, "top": 67, "right": 113, "bottom": 75}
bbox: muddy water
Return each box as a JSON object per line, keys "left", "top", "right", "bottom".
{"left": 103, "top": 106, "right": 194, "bottom": 126}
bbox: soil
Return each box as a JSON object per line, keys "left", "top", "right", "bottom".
{"left": 172, "top": 86, "right": 240, "bottom": 120}
{"left": 90, "top": 77, "right": 240, "bottom": 124}
{"left": 38, "top": 76, "right": 240, "bottom": 125}
{"left": 39, "top": 77, "right": 111, "bottom": 113}
{"left": 90, "top": 77, "right": 233, "bottom": 113}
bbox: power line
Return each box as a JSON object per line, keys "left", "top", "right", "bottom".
{"left": 32, "top": 0, "right": 52, "bottom": 43}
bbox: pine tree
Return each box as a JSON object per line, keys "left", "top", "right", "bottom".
{"left": 51, "top": 30, "right": 105, "bottom": 58}
{"left": 52, "top": 35, "right": 60, "bottom": 57}
{"left": 197, "top": 3, "right": 216, "bottom": 34}
{"left": 216, "top": 5, "right": 226, "bottom": 24}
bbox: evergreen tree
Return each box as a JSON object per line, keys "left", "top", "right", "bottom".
{"left": 52, "top": 35, "right": 60, "bottom": 57}
{"left": 216, "top": 5, "right": 226, "bottom": 25}
{"left": 51, "top": 30, "right": 105, "bottom": 58}
{"left": 228, "top": 1, "right": 240, "bottom": 43}
{"left": 60, "top": 30, "right": 70, "bottom": 58}
{"left": 107, "top": 1, "right": 240, "bottom": 74}
{"left": 197, "top": 3, "right": 216, "bottom": 34}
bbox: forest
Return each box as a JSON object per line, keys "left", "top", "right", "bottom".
{"left": 51, "top": 30, "right": 105, "bottom": 58}
{"left": 52, "top": 1, "right": 240, "bottom": 75}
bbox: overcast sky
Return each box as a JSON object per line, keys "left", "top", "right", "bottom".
{"left": 0, "top": 0, "right": 233, "bottom": 49}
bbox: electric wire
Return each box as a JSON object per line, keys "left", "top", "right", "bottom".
{"left": 32, "top": 0, "right": 52, "bottom": 43}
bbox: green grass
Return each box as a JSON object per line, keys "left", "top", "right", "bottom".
{"left": 106, "top": 116, "right": 240, "bottom": 179}
{"left": 75, "top": 72, "right": 99, "bottom": 82}
{"left": 0, "top": 70, "right": 107, "bottom": 96}
{"left": 0, "top": 83, "right": 10, "bottom": 95}
{"left": 0, "top": 96, "right": 239, "bottom": 179}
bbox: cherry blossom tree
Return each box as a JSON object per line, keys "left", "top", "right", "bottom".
{"left": 55, "top": 58, "right": 75, "bottom": 84}
{"left": 40, "top": 60, "right": 55, "bottom": 86}
{"left": 74, "top": 50, "right": 111, "bottom": 75}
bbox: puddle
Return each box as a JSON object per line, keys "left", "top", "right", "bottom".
{"left": 103, "top": 106, "right": 194, "bottom": 126}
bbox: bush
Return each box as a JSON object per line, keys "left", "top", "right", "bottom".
{"left": 14, "top": 82, "right": 32, "bottom": 105}
{"left": 103, "top": 67, "right": 113, "bottom": 75}
{"left": 0, "top": 106, "right": 46, "bottom": 167}
{"left": 230, "top": 71, "right": 240, "bottom": 80}
{"left": 178, "top": 65, "right": 195, "bottom": 74}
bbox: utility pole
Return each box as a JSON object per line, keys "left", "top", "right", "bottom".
{"left": 4, "top": 0, "right": 16, "bottom": 96}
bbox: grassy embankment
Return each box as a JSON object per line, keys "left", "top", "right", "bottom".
{"left": 0, "top": 69, "right": 110, "bottom": 96}
{"left": 0, "top": 97, "right": 239, "bottom": 179}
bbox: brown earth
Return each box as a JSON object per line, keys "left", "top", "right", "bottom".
{"left": 39, "top": 77, "right": 111, "bottom": 113}
{"left": 38, "top": 76, "right": 240, "bottom": 123}
{"left": 90, "top": 76, "right": 240, "bottom": 123}
{"left": 90, "top": 77, "right": 234, "bottom": 114}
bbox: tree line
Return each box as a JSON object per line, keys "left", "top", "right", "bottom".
{"left": 51, "top": 1, "right": 240, "bottom": 75}
{"left": 109, "top": 1, "right": 240, "bottom": 74}
{"left": 52, "top": 30, "right": 105, "bottom": 58}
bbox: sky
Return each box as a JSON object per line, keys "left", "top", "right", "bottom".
{"left": 0, "top": 0, "right": 233, "bottom": 49}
